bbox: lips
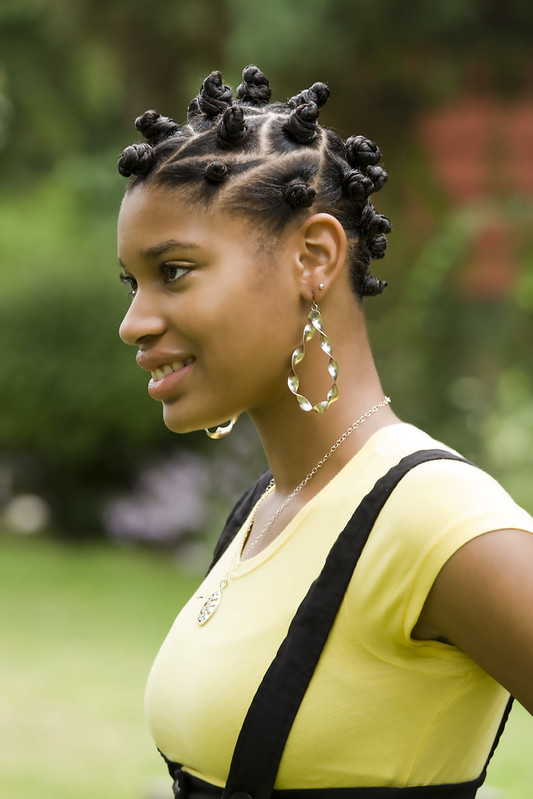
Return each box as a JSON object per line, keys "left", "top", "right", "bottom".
{"left": 146, "top": 357, "right": 195, "bottom": 402}
{"left": 151, "top": 358, "right": 195, "bottom": 382}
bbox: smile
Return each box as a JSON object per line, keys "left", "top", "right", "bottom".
{"left": 151, "top": 358, "right": 195, "bottom": 381}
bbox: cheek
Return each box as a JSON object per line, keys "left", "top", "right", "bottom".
{"left": 229, "top": 306, "right": 301, "bottom": 380}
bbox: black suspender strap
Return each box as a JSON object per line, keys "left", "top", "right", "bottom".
{"left": 478, "top": 693, "right": 514, "bottom": 781}
{"left": 221, "top": 449, "right": 491, "bottom": 799}
{"left": 208, "top": 469, "right": 273, "bottom": 573}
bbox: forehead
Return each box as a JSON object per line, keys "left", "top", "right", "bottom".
{"left": 117, "top": 184, "right": 275, "bottom": 265}
{"left": 119, "top": 184, "right": 198, "bottom": 232}
{"left": 119, "top": 185, "right": 224, "bottom": 252}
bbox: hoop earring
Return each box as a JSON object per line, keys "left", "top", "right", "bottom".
{"left": 204, "top": 416, "right": 238, "bottom": 440}
{"left": 288, "top": 299, "right": 339, "bottom": 413}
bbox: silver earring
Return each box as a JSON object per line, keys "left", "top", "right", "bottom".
{"left": 204, "top": 417, "right": 238, "bottom": 440}
{"left": 288, "top": 298, "right": 339, "bottom": 413}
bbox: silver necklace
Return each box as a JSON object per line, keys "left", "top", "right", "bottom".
{"left": 197, "top": 396, "right": 391, "bottom": 626}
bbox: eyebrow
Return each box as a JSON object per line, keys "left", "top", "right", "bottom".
{"left": 141, "top": 239, "right": 200, "bottom": 259}
{"left": 118, "top": 239, "right": 201, "bottom": 270}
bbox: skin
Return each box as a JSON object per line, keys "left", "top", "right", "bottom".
{"left": 413, "top": 530, "right": 533, "bottom": 714}
{"left": 118, "top": 182, "right": 533, "bottom": 715}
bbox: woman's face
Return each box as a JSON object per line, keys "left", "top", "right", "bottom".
{"left": 117, "top": 184, "right": 304, "bottom": 433}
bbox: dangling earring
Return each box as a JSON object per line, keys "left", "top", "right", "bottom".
{"left": 288, "top": 296, "right": 339, "bottom": 413}
{"left": 204, "top": 416, "right": 238, "bottom": 440}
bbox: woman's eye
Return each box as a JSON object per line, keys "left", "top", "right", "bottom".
{"left": 163, "top": 263, "right": 191, "bottom": 285}
{"left": 119, "top": 273, "right": 137, "bottom": 297}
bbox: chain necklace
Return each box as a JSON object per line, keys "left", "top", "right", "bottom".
{"left": 196, "top": 396, "right": 391, "bottom": 626}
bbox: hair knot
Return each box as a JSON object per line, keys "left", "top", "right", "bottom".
{"left": 237, "top": 65, "right": 272, "bottom": 105}
{"left": 346, "top": 135, "right": 382, "bottom": 168}
{"left": 289, "top": 82, "right": 330, "bottom": 109}
{"left": 135, "top": 111, "right": 179, "bottom": 145}
{"left": 366, "top": 164, "right": 388, "bottom": 194}
{"left": 361, "top": 273, "right": 388, "bottom": 296}
{"left": 117, "top": 143, "right": 156, "bottom": 177}
{"left": 359, "top": 205, "right": 392, "bottom": 238}
{"left": 283, "top": 179, "right": 316, "bottom": 208}
{"left": 195, "top": 71, "right": 233, "bottom": 118}
{"left": 343, "top": 169, "right": 373, "bottom": 202}
{"left": 216, "top": 106, "right": 248, "bottom": 147}
{"left": 283, "top": 102, "right": 320, "bottom": 144}
{"left": 367, "top": 234, "right": 388, "bottom": 260}
{"left": 204, "top": 160, "right": 228, "bottom": 183}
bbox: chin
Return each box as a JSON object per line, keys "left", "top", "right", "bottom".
{"left": 161, "top": 408, "right": 198, "bottom": 435}
{"left": 161, "top": 403, "right": 240, "bottom": 436}
{"left": 163, "top": 419, "right": 199, "bottom": 435}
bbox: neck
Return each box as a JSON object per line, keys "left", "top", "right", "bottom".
{"left": 249, "top": 348, "right": 398, "bottom": 496}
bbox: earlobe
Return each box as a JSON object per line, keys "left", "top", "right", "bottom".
{"left": 296, "top": 213, "right": 347, "bottom": 299}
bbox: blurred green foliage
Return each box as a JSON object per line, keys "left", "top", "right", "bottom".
{"left": 370, "top": 198, "right": 533, "bottom": 512}
{"left": 2, "top": 0, "right": 533, "bottom": 176}
{"left": 1, "top": 0, "right": 532, "bottom": 534}
{"left": 0, "top": 156, "right": 184, "bottom": 530}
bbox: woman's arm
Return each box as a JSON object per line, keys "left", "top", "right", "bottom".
{"left": 417, "top": 528, "right": 533, "bottom": 714}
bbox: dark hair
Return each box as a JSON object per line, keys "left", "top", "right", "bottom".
{"left": 118, "top": 66, "right": 391, "bottom": 298}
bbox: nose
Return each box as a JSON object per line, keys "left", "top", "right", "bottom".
{"left": 119, "top": 292, "right": 167, "bottom": 346}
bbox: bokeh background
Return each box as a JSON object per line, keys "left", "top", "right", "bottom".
{"left": 1, "top": 1, "right": 532, "bottom": 797}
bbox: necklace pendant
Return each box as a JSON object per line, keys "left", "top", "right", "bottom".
{"left": 197, "top": 588, "right": 223, "bottom": 626}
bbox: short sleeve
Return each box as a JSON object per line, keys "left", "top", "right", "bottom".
{"left": 349, "top": 458, "right": 533, "bottom": 672}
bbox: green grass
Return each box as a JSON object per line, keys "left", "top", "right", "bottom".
{"left": 0, "top": 534, "right": 200, "bottom": 799}
{"left": 0, "top": 534, "right": 531, "bottom": 799}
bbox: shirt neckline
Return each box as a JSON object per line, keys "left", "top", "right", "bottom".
{"left": 233, "top": 421, "right": 409, "bottom": 578}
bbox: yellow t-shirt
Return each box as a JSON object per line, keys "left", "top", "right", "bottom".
{"left": 145, "top": 423, "right": 533, "bottom": 789}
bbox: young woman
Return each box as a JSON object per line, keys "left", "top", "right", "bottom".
{"left": 117, "top": 66, "right": 533, "bottom": 798}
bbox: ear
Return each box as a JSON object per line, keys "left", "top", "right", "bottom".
{"left": 293, "top": 213, "right": 347, "bottom": 301}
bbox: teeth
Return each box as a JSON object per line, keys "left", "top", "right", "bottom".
{"left": 151, "top": 359, "right": 193, "bottom": 381}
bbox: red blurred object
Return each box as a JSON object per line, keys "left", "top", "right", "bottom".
{"left": 419, "top": 98, "right": 533, "bottom": 297}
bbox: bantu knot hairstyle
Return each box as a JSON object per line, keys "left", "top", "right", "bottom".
{"left": 216, "top": 106, "right": 248, "bottom": 147}
{"left": 135, "top": 110, "right": 180, "bottom": 144}
{"left": 288, "top": 81, "right": 330, "bottom": 109}
{"left": 191, "top": 71, "right": 233, "bottom": 118}
{"left": 118, "top": 65, "right": 392, "bottom": 299}
{"left": 118, "top": 143, "right": 155, "bottom": 178}
{"left": 237, "top": 64, "right": 272, "bottom": 105}
{"left": 284, "top": 179, "right": 316, "bottom": 208}
{"left": 284, "top": 102, "right": 320, "bottom": 144}
{"left": 204, "top": 160, "right": 228, "bottom": 183}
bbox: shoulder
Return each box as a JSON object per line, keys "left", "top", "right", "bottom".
{"left": 384, "top": 453, "right": 533, "bottom": 571}
{"left": 373, "top": 453, "right": 533, "bottom": 615}
{"left": 366, "top": 423, "right": 532, "bottom": 545}
{"left": 349, "top": 437, "right": 533, "bottom": 663}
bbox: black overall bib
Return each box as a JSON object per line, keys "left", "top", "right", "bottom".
{"left": 163, "top": 450, "right": 513, "bottom": 799}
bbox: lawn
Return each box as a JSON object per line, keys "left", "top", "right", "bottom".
{"left": 0, "top": 534, "right": 531, "bottom": 799}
